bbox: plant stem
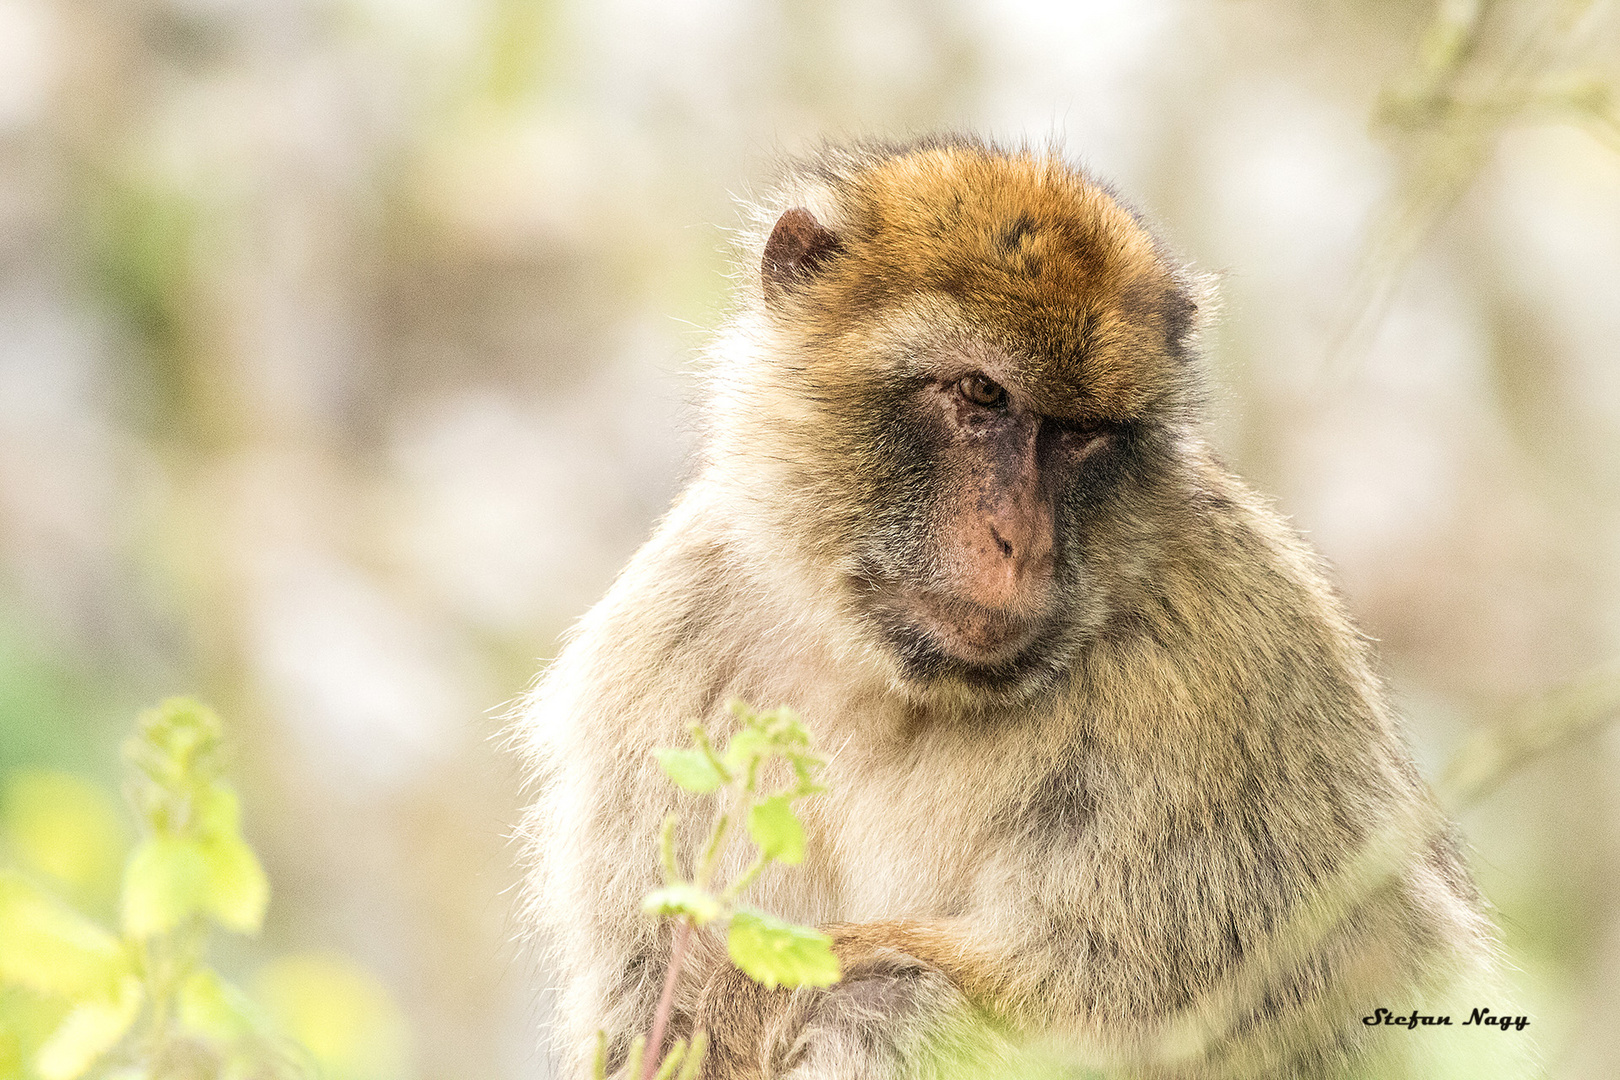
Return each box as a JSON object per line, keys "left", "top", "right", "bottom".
{"left": 698, "top": 813, "right": 730, "bottom": 881}
{"left": 721, "top": 855, "right": 767, "bottom": 904}
{"left": 638, "top": 917, "right": 694, "bottom": 1080}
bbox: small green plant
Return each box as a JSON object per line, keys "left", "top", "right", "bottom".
{"left": 606, "top": 701, "right": 839, "bottom": 1080}
{"left": 0, "top": 697, "right": 298, "bottom": 1080}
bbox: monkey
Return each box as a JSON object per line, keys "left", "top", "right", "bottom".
{"left": 513, "top": 137, "right": 1522, "bottom": 1079}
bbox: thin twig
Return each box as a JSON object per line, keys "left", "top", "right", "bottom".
{"left": 638, "top": 916, "right": 693, "bottom": 1080}
{"left": 1440, "top": 666, "right": 1620, "bottom": 809}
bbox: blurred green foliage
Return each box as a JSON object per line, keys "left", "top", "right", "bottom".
{"left": 0, "top": 630, "right": 118, "bottom": 782}
{"left": 83, "top": 178, "right": 203, "bottom": 427}
{"left": 3, "top": 775, "right": 126, "bottom": 914}
{"left": 255, "top": 957, "right": 409, "bottom": 1080}
{"left": 0, "top": 700, "right": 408, "bottom": 1080}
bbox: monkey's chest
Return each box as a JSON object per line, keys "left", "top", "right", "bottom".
{"left": 807, "top": 764, "right": 1065, "bottom": 923}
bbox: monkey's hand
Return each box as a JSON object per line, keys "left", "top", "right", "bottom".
{"left": 686, "top": 924, "right": 1015, "bottom": 1080}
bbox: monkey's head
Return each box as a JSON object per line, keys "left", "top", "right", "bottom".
{"left": 713, "top": 139, "right": 1206, "bottom": 701}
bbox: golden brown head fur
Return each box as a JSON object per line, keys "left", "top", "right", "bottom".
{"left": 752, "top": 138, "right": 1201, "bottom": 421}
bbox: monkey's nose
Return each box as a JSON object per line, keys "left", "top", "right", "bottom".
{"left": 971, "top": 512, "right": 1054, "bottom": 610}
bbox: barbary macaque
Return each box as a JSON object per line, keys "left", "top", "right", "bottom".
{"left": 515, "top": 137, "right": 1516, "bottom": 1079}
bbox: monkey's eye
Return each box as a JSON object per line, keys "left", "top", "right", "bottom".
{"left": 1061, "top": 417, "right": 1105, "bottom": 439}
{"left": 957, "top": 373, "right": 1009, "bottom": 410}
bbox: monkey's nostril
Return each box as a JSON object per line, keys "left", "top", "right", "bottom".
{"left": 991, "top": 526, "right": 1014, "bottom": 559}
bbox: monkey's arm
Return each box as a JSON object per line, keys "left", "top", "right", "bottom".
{"left": 687, "top": 855, "right": 1486, "bottom": 1080}
{"left": 683, "top": 919, "right": 1014, "bottom": 1080}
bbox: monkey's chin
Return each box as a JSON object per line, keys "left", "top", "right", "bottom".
{"left": 870, "top": 589, "right": 1060, "bottom": 693}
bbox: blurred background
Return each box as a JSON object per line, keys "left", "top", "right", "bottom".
{"left": 0, "top": 0, "right": 1617, "bottom": 1078}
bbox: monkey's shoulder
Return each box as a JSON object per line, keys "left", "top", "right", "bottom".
{"left": 524, "top": 482, "right": 832, "bottom": 744}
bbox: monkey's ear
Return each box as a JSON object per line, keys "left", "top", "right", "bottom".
{"left": 762, "top": 207, "right": 843, "bottom": 304}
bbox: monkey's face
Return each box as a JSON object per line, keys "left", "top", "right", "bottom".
{"left": 832, "top": 315, "right": 1163, "bottom": 695}
{"left": 751, "top": 145, "right": 1199, "bottom": 696}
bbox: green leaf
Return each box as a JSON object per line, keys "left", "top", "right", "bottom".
{"left": 178, "top": 969, "right": 257, "bottom": 1041}
{"left": 120, "top": 834, "right": 208, "bottom": 938}
{"left": 720, "top": 728, "right": 771, "bottom": 774}
{"left": 652, "top": 1037, "right": 691, "bottom": 1080}
{"left": 200, "top": 835, "right": 268, "bottom": 934}
{"left": 641, "top": 884, "right": 722, "bottom": 925}
{"left": 677, "top": 1031, "right": 708, "bottom": 1080}
{"left": 790, "top": 759, "right": 827, "bottom": 798}
{"left": 592, "top": 1031, "right": 608, "bottom": 1080}
{"left": 0, "top": 871, "right": 127, "bottom": 997}
{"left": 767, "top": 708, "right": 810, "bottom": 748}
{"left": 34, "top": 974, "right": 142, "bottom": 1080}
{"left": 193, "top": 785, "right": 242, "bottom": 839}
{"left": 655, "top": 749, "right": 724, "bottom": 794}
{"left": 726, "top": 907, "right": 840, "bottom": 990}
{"left": 126, "top": 698, "right": 222, "bottom": 791}
{"left": 624, "top": 1036, "right": 646, "bottom": 1080}
{"left": 746, "top": 796, "right": 805, "bottom": 865}
{"left": 1, "top": 771, "right": 128, "bottom": 894}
